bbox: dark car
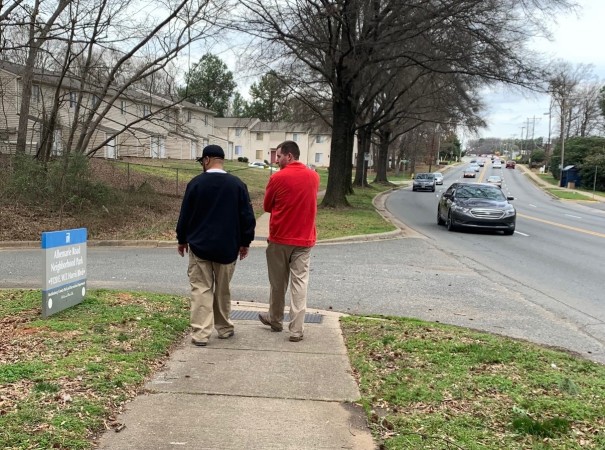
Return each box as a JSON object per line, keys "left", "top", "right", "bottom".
{"left": 506, "top": 160, "right": 516, "bottom": 169}
{"left": 437, "top": 183, "right": 516, "bottom": 235}
{"left": 412, "top": 173, "right": 436, "bottom": 192}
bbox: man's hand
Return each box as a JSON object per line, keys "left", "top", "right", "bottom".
{"left": 177, "top": 243, "right": 188, "bottom": 257}
{"left": 239, "top": 246, "right": 249, "bottom": 260}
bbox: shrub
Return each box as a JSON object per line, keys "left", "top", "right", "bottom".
{"left": 4, "top": 153, "right": 114, "bottom": 212}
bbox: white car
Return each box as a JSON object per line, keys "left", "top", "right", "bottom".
{"left": 433, "top": 173, "right": 444, "bottom": 185}
{"left": 492, "top": 160, "right": 502, "bottom": 169}
{"left": 248, "top": 161, "right": 279, "bottom": 172}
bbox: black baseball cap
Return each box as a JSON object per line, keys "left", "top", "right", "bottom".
{"left": 196, "top": 144, "right": 225, "bottom": 161}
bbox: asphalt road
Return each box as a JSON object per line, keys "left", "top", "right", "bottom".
{"left": 2, "top": 241, "right": 604, "bottom": 364}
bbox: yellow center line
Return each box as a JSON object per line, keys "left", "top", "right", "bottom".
{"left": 517, "top": 213, "right": 605, "bottom": 238}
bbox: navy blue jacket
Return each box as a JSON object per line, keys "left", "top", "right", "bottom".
{"left": 176, "top": 171, "right": 255, "bottom": 264}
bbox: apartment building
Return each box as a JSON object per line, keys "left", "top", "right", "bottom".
{"left": 0, "top": 61, "right": 215, "bottom": 160}
{"left": 214, "top": 118, "right": 335, "bottom": 167}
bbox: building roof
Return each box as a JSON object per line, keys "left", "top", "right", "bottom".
{"left": 214, "top": 118, "right": 260, "bottom": 128}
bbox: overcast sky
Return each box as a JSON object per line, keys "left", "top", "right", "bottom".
{"left": 477, "top": 0, "right": 605, "bottom": 142}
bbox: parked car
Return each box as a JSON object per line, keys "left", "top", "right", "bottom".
{"left": 437, "top": 183, "right": 516, "bottom": 235}
{"left": 433, "top": 173, "right": 444, "bottom": 185}
{"left": 412, "top": 173, "right": 436, "bottom": 192}
{"left": 486, "top": 175, "right": 503, "bottom": 188}
{"left": 248, "top": 161, "right": 268, "bottom": 169}
{"left": 506, "top": 160, "right": 516, "bottom": 169}
{"left": 463, "top": 168, "right": 476, "bottom": 178}
{"left": 248, "top": 161, "right": 279, "bottom": 172}
{"left": 492, "top": 160, "right": 502, "bottom": 169}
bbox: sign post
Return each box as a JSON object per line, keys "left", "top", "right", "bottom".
{"left": 41, "top": 228, "right": 87, "bottom": 317}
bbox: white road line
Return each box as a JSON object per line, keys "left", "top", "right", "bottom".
{"left": 565, "top": 214, "right": 582, "bottom": 219}
{"left": 515, "top": 231, "right": 530, "bottom": 236}
{"left": 529, "top": 204, "right": 537, "bottom": 208}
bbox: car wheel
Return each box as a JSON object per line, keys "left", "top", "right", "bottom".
{"left": 431, "top": 186, "right": 435, "bottom": 192}
{"left": 412, "top": 187, "right": 416, "bottom": 191}
{"left": 503, "top": 227, "right": 515, "bottom": 236}
{"left": 446, "top": 212, "right": 457, "bottom": 232}
{"left": 437, "top": 209, "right": 445, "bottom": 226}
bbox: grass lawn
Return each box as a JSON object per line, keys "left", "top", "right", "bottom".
{"left": 317, "top": 185, "right": 397, "bottom": 239}
{"left": 110, "top": 159, "right": 397, "bottom": 241}
{"left": 0, "top": 289, "right": 189, "bottom": 449}
{"left": 3, "top": 290, "right": 603, "bottom": 449}
{"left": 545, "top": 188, "right": 596, "bottom": 201}
{"left": 341, "top": 316, "right": 605, "bottom": 449}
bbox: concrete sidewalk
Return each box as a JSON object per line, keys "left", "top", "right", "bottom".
{"left": 97, "top": 207, "right": 389, "bottom": 448}
{"left": 97, "top": 302, "right": 376, "bottom": 449}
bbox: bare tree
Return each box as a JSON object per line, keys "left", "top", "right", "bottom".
{"left": 236, "top": 0, "right": 573, "bottom": 207}
{"left": 2, "top": 0, "right": 231, "bottom": 160}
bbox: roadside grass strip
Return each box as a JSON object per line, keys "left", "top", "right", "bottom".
{"left": 0, "top": 289, "right": 189, "bottom": 450}
{"left": 545, "top": 189, "right": 595, "bottom": 201}
{"left": 341, "top": 316, "right": 605, "bottom": 450}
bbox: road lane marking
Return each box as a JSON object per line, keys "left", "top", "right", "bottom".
{"left": 529, "top": 204, "right": 537, "bottom": 208}
{"left": 565, "top": 214, "right": 582, "bottom": 219}
{"left": 517, "top": 213, "right": 605, "bottom": 238}
{"left": 515, "top": 231, "right": 530, "bottom": 236}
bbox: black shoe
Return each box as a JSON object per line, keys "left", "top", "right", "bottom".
{"left": 218, "top": 330, "right": 235, "bottom": 339}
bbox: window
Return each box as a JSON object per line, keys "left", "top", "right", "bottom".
{"left": 256, "top": 132, "right": 263, "bottom": 140}
{"left": 292, "top": 133, "right": 299, "bottom": 142}
{"left": 52, "top": 130, "right": 63, "bottom": 156}
{"left": 92, "top": 95, "right": 101, "bottom": 108}
{"left": 235, "top": 145, "right": 242, "bottom": 156}
{"left": 120, "top": 100, "right": 126, "bottom": 115}
{"left": 69, "top": 92, "right": 77, "bottom": 108}
{"left": 235, "top": 128, "right": 242, "bottom": 137}
{"left": 31, "top": 85, "right": 41, "bottom": 103}
{"left": 316, "top": 135, "right": 324, "bottom": 143}
{"left": 315, "top": 153, "right": 322, "bottom": 164}
{"left": 204, "top": 114, "right": 208, "bottom": 125}
{"left": 187, "top": 110, "right": 192, "bottom": 122}
{"left": 143, "top": 105, "right": 151, "bottom": 117}
{"left": 256, "top": 150, "right": 263, "bottom": 160}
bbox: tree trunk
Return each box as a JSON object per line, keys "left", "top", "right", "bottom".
{"left": 353, "top": 126, "right": 371, "bottom": 187}
{"left": 373, "top": 129, "right": 390, "bottom": 183}
{"left": 322, "top": 97, "right": 356, "bottom": 207}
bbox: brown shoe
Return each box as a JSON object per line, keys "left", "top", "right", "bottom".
{"left": 289, "top": 335, "right": 303, "bottom": 342}
{"left": 218, "top": 330, "right": 235, "bottom": 339}
{"left": 258, "top": 313, "right": 283, "bottom": 332}
{"left": 191, "top": 338, "right": 208, "bottom": 347}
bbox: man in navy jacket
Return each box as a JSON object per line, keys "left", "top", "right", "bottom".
{"left": 176, "top": 145, "right": 255, "bottom": 346}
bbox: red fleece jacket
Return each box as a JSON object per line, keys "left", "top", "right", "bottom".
{"left": 263, "top": 161, "right": 320, "bottom": 247}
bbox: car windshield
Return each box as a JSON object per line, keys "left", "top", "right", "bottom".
{"left": 416, "top": 173, "right": 434, "bottom": 179}
{"left": 455, "top": 186, "right": 505, "bottom": 200}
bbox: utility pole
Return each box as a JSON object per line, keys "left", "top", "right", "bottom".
{"left": 520, "top": 126, "right": 525, "bottom": 156}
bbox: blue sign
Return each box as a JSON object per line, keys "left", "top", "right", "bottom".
{"left": 42, "top": 228, "right": 87, "bottom": 317}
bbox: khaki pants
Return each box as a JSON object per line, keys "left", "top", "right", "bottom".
{"left": 266, "top": 242, "right": 311, "bottom": 338}
{"left": 188, "top": 252, "right": 236, "bottom": 342}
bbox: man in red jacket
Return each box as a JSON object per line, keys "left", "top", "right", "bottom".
{"left": 259, "top": 140, "right": 320, "bottom": 342}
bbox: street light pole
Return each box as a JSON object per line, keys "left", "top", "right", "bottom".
{"left": 559, "top": 97, "right": 566, "bottom": 187}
